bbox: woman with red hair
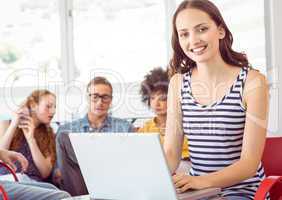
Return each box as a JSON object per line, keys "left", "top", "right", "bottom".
{"left": 0, "top": 89, "right": 57, "bottom": 182}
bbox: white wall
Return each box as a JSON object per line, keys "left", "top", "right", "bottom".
{"left": 265, "top": 0, "right": 282, "bottom": 135}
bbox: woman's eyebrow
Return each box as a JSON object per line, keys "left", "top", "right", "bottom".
{"left": 194, "top": 23, "right": 208, "bottom": 29}
{"left": 178, "top": 23, "right": 208, "bottom": 32}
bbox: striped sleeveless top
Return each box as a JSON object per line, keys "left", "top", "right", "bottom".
{"left": 181, "top": 67, "right": 266, "bottom": 199}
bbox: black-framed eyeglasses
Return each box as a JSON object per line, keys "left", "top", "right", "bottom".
{"left": 88, "top": 93, "right": 112, "bottom": 103}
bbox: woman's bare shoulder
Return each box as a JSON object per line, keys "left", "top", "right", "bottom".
{"left": 244, "top": 69, "right": 268, "bottom": 96}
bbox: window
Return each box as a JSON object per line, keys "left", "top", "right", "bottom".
{"left": 213, "top": 0, "right": 266, "bottom": 74}
{"left": 0, "top": 0, "right": 62, "bottom": 87}
{"left": 72, "top": 0, "right": 167, "bottom": 84}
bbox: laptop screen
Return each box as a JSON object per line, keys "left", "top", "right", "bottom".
{"left": 69, "top": 133, "right": 220, "bottom": 200}
{"left": 69, "top": 133, "right": 178, "bottom": 200}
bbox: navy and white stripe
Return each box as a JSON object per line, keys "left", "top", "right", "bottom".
{"left": 181, "top": 67, "right": 266, "bottom": 199}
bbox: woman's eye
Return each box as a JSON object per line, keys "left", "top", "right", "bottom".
{"left": 160, "top": 96, "right": 167, "bottom": 101}
{"left": 179, "top": 32, "right": 188, "bottom": 38}
{"left": 198, "top": 27, "right": 208, "bottom": 32}
{"left": 158, "top": 95, "right": 167, "bottom": 101}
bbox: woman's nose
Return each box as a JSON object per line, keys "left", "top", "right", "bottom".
{"left": 154, "top": 100, "right": 161, "bottom": 107}
{"left": 189, "top": 31, "right": 200, "bottom": 45}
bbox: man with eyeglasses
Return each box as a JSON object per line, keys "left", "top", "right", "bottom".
{"left": 55, "top": 76, "right": 133, "bottom": 196}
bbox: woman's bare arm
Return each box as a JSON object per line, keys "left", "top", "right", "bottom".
{"left": 164, "top": 74, "right": 185, "bottom": 174}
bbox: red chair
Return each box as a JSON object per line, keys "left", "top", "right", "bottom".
{"left": 0, "top": 161, "right": 19, "bottom": 200}
{"left": 254, "top": 137, "right": 282, "bottom": 200}
{"left": 0, "top": 185, "right": 9, "bottom": 200}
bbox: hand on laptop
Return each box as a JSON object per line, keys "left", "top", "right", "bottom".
{"left": 172, "top": 173, "right": 210, "bottom": 193}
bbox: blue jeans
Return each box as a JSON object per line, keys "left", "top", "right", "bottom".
{"left": 0, "top": 180, "right": 70, "bottom": 200}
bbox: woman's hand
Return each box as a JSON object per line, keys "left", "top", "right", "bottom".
{"left": 10, "top": 107, "right": 29, "bottom": 128}
{"left": 173, "top": 173, "right": 211, "bottom": 193}
{"left": 10, "top": 109, "right": 23, "bottom": 128}
{"left": 0, "top": 149, "right": 28, "bottom": 172}
{"left": 18, "top": 115, "right": 36, "bottom": 142}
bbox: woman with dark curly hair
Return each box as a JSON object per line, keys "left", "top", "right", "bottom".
{"left": 139, "top": 67, "right": 189, "bottom": 162}
{"left": 0, "top": 89, "right": 57, "bottom": 183}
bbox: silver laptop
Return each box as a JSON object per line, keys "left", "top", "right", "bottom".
{"left": 69, "top": 133, "right": 220, "bottom": 200}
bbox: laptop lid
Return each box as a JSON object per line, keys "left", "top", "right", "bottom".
{"left": 69, "top": 133, "right": 221, "bottom": 200}
{"left": 69, "top": 133, "right": 178, "bottom": 200}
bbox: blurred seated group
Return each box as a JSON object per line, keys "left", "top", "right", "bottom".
{"left": 0, "top": 67, "right": 190, "bottom": 198}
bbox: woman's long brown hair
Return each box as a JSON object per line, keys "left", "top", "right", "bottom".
{"left": 169, "top": 0, "right": 250, "bottom": 78}
{"left": 10, "top": 90, "right": 56, "bottom": 166}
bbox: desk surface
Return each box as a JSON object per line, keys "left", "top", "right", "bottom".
{"left": 62, "top": 187, "right": 222, "bottom": 200}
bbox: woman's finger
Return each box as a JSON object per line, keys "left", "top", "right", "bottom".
{"left": 179, "top": 183, "right": 192, "bottom": 193}
{"left": 172, "top": 173, "right": 185, "bottom": 184}
{"left": 15, "top": 153, "right": 28, "bottom": 172}
{"left": 6, "top": 160, "right": 17, "bottom": 172}
{"left": 18, "top": 124, "right": 29, "bottom": 128}
{"left": 19, "top": 118, "right": 32, "bottom": 126}
{"left": 175, "top": 177, "right": 189, "bottom": 188}
{"left": 19, "top": 120, "right": 29, "bottom": 125}
{"left": 20, "top": 116, "right": 31, "bottom": 122}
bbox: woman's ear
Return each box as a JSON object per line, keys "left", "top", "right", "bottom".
{"left": 218, "top": 25, "right": 226, "bottom": 39}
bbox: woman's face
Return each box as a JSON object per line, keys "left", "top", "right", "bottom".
{"left": 34, "top": 94, "right": 56, "bottom": 124}
{"left": 149, "top": 91, "right": 167, "bottom": 116}
{"left": 176, "top": 8, "right": 225, "bottom": 64}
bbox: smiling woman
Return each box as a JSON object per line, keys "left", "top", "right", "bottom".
{"left": 164, "top": 0, "right": 269, "bottom": 199}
